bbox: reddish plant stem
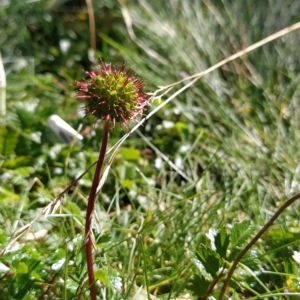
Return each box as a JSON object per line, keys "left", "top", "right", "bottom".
{"left": 85, "top": 120, "right": 110, "bottom": 300}
{"left": 218, "top": 191, "right": 300, "bottom": 300}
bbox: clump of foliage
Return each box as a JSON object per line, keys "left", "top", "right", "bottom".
{"left": 1, "top": 0, "right": 300, "bottom": 299}
{"left": 76, "top": 60, "right": 150, "bottom": 299}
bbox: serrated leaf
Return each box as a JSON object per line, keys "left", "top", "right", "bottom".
{"left": 192, "top": 256, "right": 212, "bottom": 279}
{"left": 215, "top": 229, "right": 230, "bottom": 259}
{"left": 196, "top": 246, "right": 222, "bottom": 278}
{"left": 229, "top": 220, "right": 256, "bottom": 261}
{"left": 0, "top": 186, "right": 19, "bottom": 202}
{"left": 15, "top": 107, "right": 34, "bottom": 128}
{"left": 188, "top": 274, "right": 210, "bottom": 297}
{"left": 230, "top": 220, "right": 255, "bottom": 249}
{"left": 1, "top": 128, "right": 19, "bottom": 156}
{"left": 240, "top": 250, "right": 260, "bottom": 270}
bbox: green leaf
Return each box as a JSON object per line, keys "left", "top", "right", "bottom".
{"left": 30, "top": 270, "right": 42, "bottom": 281}
{"left": 13, "top": 274, "right": 35, "bottom": 299}
{"left": 2, "top": 156, "right": 32, "bottom": 169}
{"left": 240, "top": 250, "right": 260, "bottom": 270}
{"left": 12, "top": 166, "right": 35, "bottom": 176}
{"left": 67, "top": 201, "right": 82, "bottom": 216}
{"left": 188, "top": 274, "right": 210, "bottom": 297}
{"left": 229, "top": 220, "right": 256, "bottom": 261}
{"left": 94, "top": 268, "right": 110, "bottom": 286}
{"left": 175, "top": 121, "right": 189, "bottom": 138}
{"left": 121, "top": 179, "right": 133, "bottom": 188}
{"left": 15, "top": 106, "right": 35, "bottom": 128}
{"left": 0, "top": 233, "right": 7, "bottom": 243}
{"left": 16, "top": 262, "right": 28, "bottom": 274}
{"left": 94, "top": 267, "right": 122, "bottom": 292}
{"left": 99, "top": 232, "right": 112, "bottom": 243}
{"left": 118, "top": 147, "right": 140, "bottom": 161}
{"left": 214, "top": 229, "right": 230, "bottom": 259}
{"left": 196, "top": 246, "right": 222, "bottom": 278}
{"left": 230, "top": 220, "right": 255, "bottom": 248}
{"left": 0, "top": 127, "right": 19, "bottom": 156}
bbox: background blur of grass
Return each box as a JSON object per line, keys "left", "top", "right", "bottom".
{"left": 1, "top": 0, "right": 300, "bottom": 299}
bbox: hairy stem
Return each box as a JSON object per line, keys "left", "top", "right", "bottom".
{"left": 218, "top": 191, "right": 300, "bottom": 300}
{"left": 85, "top": 120, "right": 110, "bottom": 300}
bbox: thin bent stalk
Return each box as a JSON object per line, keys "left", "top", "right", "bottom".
{"left": 85, "top": 120, "right": 110, "bottom": 300}
{"left": 218, "top": 191, "right": 300, "bottom": 300}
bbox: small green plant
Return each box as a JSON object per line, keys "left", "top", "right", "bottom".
{"left": 76, "top": 60, "right": 150, "bottom": 300}
{"left": 187, "top": 191, "right": 300, "bottom": 299}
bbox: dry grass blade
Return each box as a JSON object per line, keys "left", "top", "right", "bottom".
{"left": 121, "top": 4, "right": 168, "bottom": 65}
{"left": 159, "top": 21, "right": 300, "bottom": 89}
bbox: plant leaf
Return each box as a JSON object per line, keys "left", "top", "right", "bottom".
{"left": 214, "top": 229, "right": 230, "bottom": 259}
{"left": 188, "top": 274, "right": 210, "bottom": 297}
{"left": 229, "top": 220, "right": 256, "bottom": 261}
{"left": 196, "top": 246, "right": 222, "bottom": 278}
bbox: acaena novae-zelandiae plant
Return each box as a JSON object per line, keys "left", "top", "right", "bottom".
{"left": 76, "top": 60, "right": 151, "bottom": 300}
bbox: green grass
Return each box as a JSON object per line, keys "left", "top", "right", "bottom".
{"left": 1, "top": 0, "right": 300, "bottom": 299}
